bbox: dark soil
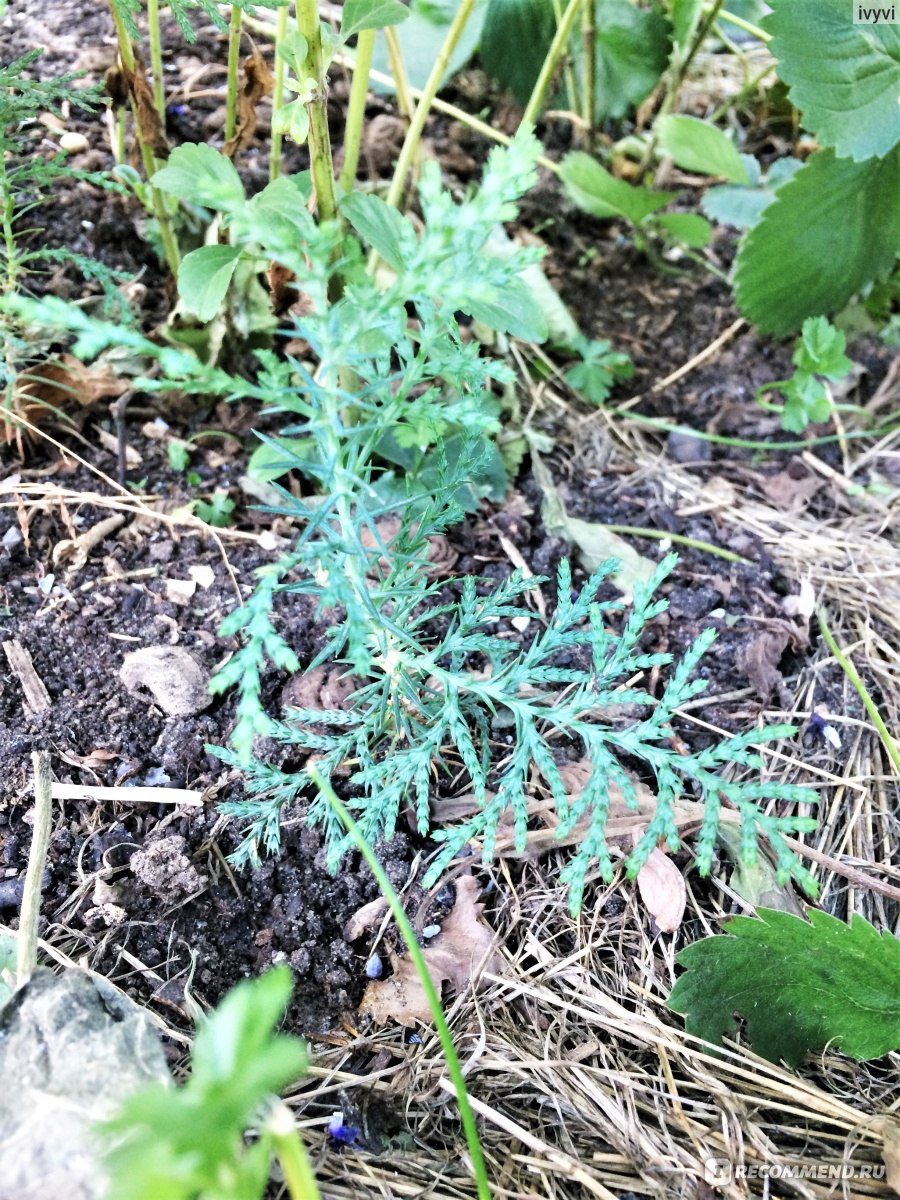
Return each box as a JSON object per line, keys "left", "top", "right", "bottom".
{"left": 1, "top": 0, "right": 895, "bottom": 1044}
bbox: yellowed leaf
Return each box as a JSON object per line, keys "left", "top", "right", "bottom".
{"left": 635, "top": 848, "right": 686, "bottom": 933}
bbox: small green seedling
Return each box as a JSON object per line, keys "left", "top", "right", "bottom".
{"left": 755, "top": 316, "right": 854, "bottom": 433}
{"left": 564, "top": 336, "right": 634, "bottom": 405}
{"left": 102, "top": 965, "right": 318, "bottom": 1200}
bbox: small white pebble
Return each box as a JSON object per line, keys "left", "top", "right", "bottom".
{"left": 510, "top": 615, "right": 530, "bottom": 633}
{"left": 60, "top": 131, "right": 89, "bottom": 153}
{"left": 422, "top": 924, "right": 441, "bottom": 939}
{"left": 365, "top": 952, "right": 383, "bottom": 979}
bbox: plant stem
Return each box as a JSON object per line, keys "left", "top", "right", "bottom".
{"left": 817, "top": 608, "right": 900, "bottom": 778}
{"left": 384, "top": 25, "right": 415, "bottom": 120}
{"left": 600, "top": 524, "right": 750, "bottom": 564}
{"left": 716, "top": 7, "right": 771, "bottom": 43}
{"left": 268, "top": 1103, "right": 323, "bottom": 1200}
{"left": 580, "top": 0, "right": 596, "bottom": 148}
{"left": 338, "top": 28, "right": 374, "bottom": 192}
{"left": 384, "top": 0, "right": 478, "bottom": 210}
{"left": 310, "top": 768, "right": 492, "bottom": 1200}
{"left": 224, "top": 4, "right": 243, "bottom": 146}
{"left": 146, "top": 0, "right": 166, "bottom": 119}
{"left": 521, "top": 0, "right": 581, "bottom": 128}
{"left": 108, "top": 6, "right": 181, "bottom": 274}
{"left": 613, "top": 409, "right": 900, "bottom": 453}
{"left": 17, "top": 751, "right": 53, "bottom": 986}
{"left": 549, "top": 0, "right": 579, "bottom": 115}
{"left": 296, "top": 0, "right": 338, "bottom": 223}
{"left": 0, "top": 154, "right": 19, "bottom": 291}
{"left": 268, "top": 2, "right": 289, "bottom": 180}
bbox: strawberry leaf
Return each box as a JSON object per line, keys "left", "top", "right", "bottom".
{"left": 668, "top": 907, "right": 900, "bottom": 1066}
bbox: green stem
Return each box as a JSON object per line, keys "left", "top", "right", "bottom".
{"left": 0, "top": 155, "right": 19, "bottom": 291}
{"left": 339, "top": 27, "right": 374, "bottom": 192}
{"left": 600, "top": 524, "right": 750, "bottom": 565}
{"left": 614, "top": 409, "right": 900, "bottom": 453}
{"left": 268, "top": 1103, "right": 322, "bottom": 1200}
{"left": 17, "top": 751, "right": 53, "bottom": 986}
{"left": 296, "top": 0, "right": 338, "bottom": 224}
{"left": 716, "top": 7, "right": 771, "bottom": 43}
{"left": 636, "top": 0, "right": 724, "bottom": 179}
{"left": 817, "top": 608, "right": 900, "bottom": 778}
{"left": 521, "top": 0, "right": 581, "bottom": 128}
{"left": 224, "top": 4, "right": 243, "bottom": 146}
{"left": 269, "top": 3, "right": 289, "bottom": 180}
{"left": 549, "top": 0, "right": 578, "bottom": 115}
{"left": 309, "top": 768, "right": 492, "bottom": 1200}
{"left": 384, "top": 25, "right": 415, "bottom": 120}
{"left": 384, "top": 0, "right": 478, "bottom": 210}
{"left": 146, "top": 0, "right": 166, "bottom": 119}
{"left": 580, "top": 0, "right": 596, "bottom": 147}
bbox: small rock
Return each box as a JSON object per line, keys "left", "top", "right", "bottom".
{"left": 119, "top": 645, "right": 211, "bottom": 716}
{"left": 60, "top": 131, "right": 90, "bottom": 153}
{"left": 129, "top": 835, "right": 205, "bottom": 902}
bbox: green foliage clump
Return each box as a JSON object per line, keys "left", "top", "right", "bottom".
{"left": 756, "top": 317, "right": 854, "bottom": 433}
{"left": 4, "top": 133, "right": 817, "bottom": 914}
{"left": 102, "top": 966, "right": 311, "bottom": 1200}
{"left": 668, "top": 907, "right": 900, "bottom": 1065}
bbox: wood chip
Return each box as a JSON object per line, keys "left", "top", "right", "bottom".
{"left": 2, "top": 640, "right": 52, "bottom": 715}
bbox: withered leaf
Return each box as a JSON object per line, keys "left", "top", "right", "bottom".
{"left": 635, "top": 848, "right": 686, "bottom": 933}
{"left": 223, "top": 45, "right": 274, "bottom": 158}
{"left": 359, "top": 875, "right": 499, "bottom": 1027}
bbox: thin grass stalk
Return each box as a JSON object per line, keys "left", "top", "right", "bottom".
{"left": 224, "top": 4, "right": 243, "bottom": 145}
{"left": 146, "top": 0, "right": 166, "bottom": 118}
{"left": 817, "top": 607, "right": 900, "bottom": 778}
{"left": 716, "top": 6, "right": 770, "bottom": 42}
{"left": 338, "top": 28, "right": 374, "bottom": 192}
{"left": 383, "top": 0, "right": 479, "bottom": 210}
{"left": 310, "top": 767, "right": 492, "bottom": 1200}
{"left": 108, "top": 7, "right": 181, "bottom": 273}
{"left": 521, "top": 0, "right": 581, "bottom": 128}
{"left": 269, "top": 2, "right": 290, "bottom": 180}
{"left": 580, "top": 0, "right": 596, "bottom": 148}
{"left": 16, "top": 751, "right": 53, "bottom": 986}
{"left": 384, "top": 25, "right": 415, "bottom": 120}
{"left": 549, "top": 0, "right": 579, "bottom": 115}
{"left": 296, "top": 0, "right": 338, "bottom": 223}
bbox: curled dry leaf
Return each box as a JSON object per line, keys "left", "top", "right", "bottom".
{"left": 343, "top": 897, "right": 390, "bottom": 943}
{"left": 6, "top": 355, "right": 129, "bottom": 443}
{"left": 359, "top": 875, "right": 500, "bottom": 1027}
{"left": 361, "top": 515, "right": 458, "bottom": 577}
{"left": 119, "top": 54, "right": 169, "bottom": 157}
{"left": 52, "top": 513, "right": 127, "bottom": 570}
{"left": 737, "top": 620, "right": 807, "bottom": 700}
{"left": 635, "top": 848, "right": 686, "bottom": 933}
{"left": 223, "top": 44, "right": 274, "bottom": 157}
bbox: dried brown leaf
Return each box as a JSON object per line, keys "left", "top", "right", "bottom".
{"left": 223, "top": 45, "right": 274, "bottom": 158}
{"left": 359, "top": 875, "right": 499, "bottom": 1026}
{"left": 635, "top": 848, "right": 686, "bottom": 933}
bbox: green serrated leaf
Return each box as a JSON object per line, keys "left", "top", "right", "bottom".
{"left": 781, "top": 375, "right": 832, "bottom": 433}
{"left": 340, "top": 191, "right": 414, "bottom": 269}
{"left": 594, "top": 0, "right": 672, "bottom": 121}
{"left": 764, "top": 0, "right": 900, "bottom": 161}
{"left": 341, "top": 0, "right": 409, "bottom": 38}
{"left": 734, "top": 146, "right": 900, "bottom": 335}
{"left": 177, "top": 245, "right": 243, "bottom": 322}
{"left": 151, "top": 144, "right": 245, "bottom": 211}
{"left": 668, "top": 907, "right": 900, "bottom": 1065}
{"left": 480, "top": 0, "right": 556, "bottom": 106}
{"left": 793, "top": 316, "right": 852, "bottom": 378}
{"left": 560, "top": 152, "right": 674, "bottom": 224}
{"left": 656, "top": 115, "right": 750, "bottom": 183}
{"left": 701, "top": 157, "right": 802, "bottom": 230}
{"left": 654, "top": 211, "right": 712, "bottom": 248}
